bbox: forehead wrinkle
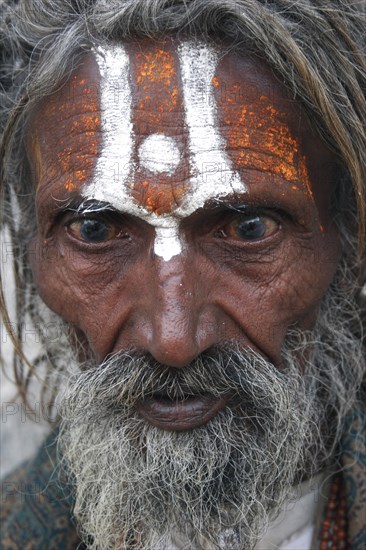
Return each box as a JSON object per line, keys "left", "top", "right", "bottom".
{"left": 31, "top": 59, "right": 102, "bottom": 195}
{"left": 212, "top": 56, "right": 318, "bottom": 199}
{"left": 224, "top": 103, "right": 301, "bottom": 177}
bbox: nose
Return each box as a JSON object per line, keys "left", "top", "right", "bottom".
{"left": 129, "top": 256, "right": 221, "bottom": 367}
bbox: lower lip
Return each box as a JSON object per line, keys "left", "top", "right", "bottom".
{"left": 136, "top": 394, "right": 229, "bottom": 431}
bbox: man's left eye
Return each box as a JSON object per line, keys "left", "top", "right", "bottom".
{"left": 217, "top": 214, "right": 279, "bottom": 241}
{"left": 67, "top": 218, "right": 118, "bottom": 243}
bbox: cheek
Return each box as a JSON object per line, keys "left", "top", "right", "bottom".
{"left": 27, "top": 235, "right": 142, "bottom": 355}
{"left": 27, "top": 236, "right": 95, "bottom": 317}
{"left": 28, "top": 241, "right": 91, "bottom": 323}
{"left": 206, "top": 232, "right": 340, "bottom": 360}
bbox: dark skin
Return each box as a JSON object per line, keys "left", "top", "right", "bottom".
{"left": 27, "top": 39, "right": 340, "bottom": 430}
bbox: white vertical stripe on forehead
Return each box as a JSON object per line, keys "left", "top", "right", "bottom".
{"left": 176, "top": 42, "right": 246, "bottom": 216}
{"left": 85, "top": 44, "right": 134, "bottom": 208}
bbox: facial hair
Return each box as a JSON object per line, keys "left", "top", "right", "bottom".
{"left": 57, "top": 288, "right": 364, "bottom": 550}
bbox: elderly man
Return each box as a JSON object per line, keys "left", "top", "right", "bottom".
{"left": 0, "top": 0, "right": 365, "bottom": 548}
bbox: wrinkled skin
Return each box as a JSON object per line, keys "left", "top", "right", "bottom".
{"left": 27, "top": 39, "right": 340, "bottom": 421}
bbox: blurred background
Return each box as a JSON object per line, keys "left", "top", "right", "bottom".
{"left": 1, "top": 229, "right": 50, "bottom": 479}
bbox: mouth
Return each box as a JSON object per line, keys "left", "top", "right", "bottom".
{"left": 136, "top": 393, "right": 229, "bottom": 431}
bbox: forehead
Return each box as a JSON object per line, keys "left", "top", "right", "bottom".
{"left": 29, "top": 38, "right": 335, "bottom": 221}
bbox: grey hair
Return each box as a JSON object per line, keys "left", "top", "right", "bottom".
{"left": 0, "top": 0, "right": 365, "bottom": 402}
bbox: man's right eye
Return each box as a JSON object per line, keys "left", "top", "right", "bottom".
{"left": 67, "top": 218, "right": 118, "bottom": 243}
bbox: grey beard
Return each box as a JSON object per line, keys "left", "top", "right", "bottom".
{"left": 57, "top": 290, "right": 364, "bottom": 550}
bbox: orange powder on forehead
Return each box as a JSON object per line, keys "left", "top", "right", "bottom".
{"left": 137, "top": 179, "right": 189, "bottom": 216}
{"left": 60, "top": 75, "right": 100, "bottom": 192}
{"left": 36, "top": 71, "right": 101, "bottom": 193}
{"left": 129, "top": 44, "right": 187, "bottom": 214}
{"left": 215, "top": 78, "right": 314, "bottom": 200}
{"left": 134, "top": 46, "right": 179, "bottom": 126}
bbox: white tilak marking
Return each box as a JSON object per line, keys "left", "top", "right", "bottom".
{"left": 83, "top": 42, "right": 246, "bottom": 262}
{"left": 138, "top": 134, "right": 181, "bottom": 175}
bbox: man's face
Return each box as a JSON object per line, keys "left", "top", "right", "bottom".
{"left": 28, "top": 39, "right": 340, "bottom": 431}
{"left": 26, "top": 39, "right": 355, "bottom": 549}
{"left": 29, "top": 40, "right": 339, "bottom": 359}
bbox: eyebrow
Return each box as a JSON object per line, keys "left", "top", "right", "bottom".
{"left": 55, "top": 197, "right": 120, "bottom": 216}
{"left": 210, "top": 198, "right": 264, "bottom": 213}
{"left": 214, "top": 199, "right": 250, "bottom": 211}
{"left": 210, "top": 198, "right": 288, "bottom": 217}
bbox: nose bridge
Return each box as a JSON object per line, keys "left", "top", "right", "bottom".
{"left": 151, "top": 257, "right": 199, "bottom": 365}
{"left": 140, "top": 256, "right": 213, "bottom": 367}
